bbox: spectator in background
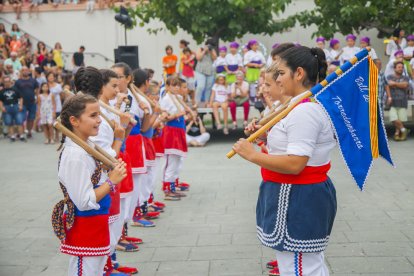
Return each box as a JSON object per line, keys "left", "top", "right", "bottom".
{"left": 29, "top": 0, "right": 42, "bottom": 18}
{"left": 209, "top": 74, "right": 230, "bottom": 134}
{"left": 228, "top": 71, "right": 250, "bottom": 129}
{"left": 86, "top": 0, "right": 95, "bottom": 13}
{"left": 386, "top": 61, "right": 410, "bottom": 141}
{"left": 46, "top": 72, "right": 62, "bottom": 141}
{"left": 34, "top": 67, "right": 46, "bottom": 86}
{"left": 340, "top": 34, "right": 360, "bottom": 65}
{"left": 181, "top": 47, "right": 196, "bottom": 108}
{"left": 0, "top": 76, "right": 25, "bottom": 141}
{"left": 195, "top": 38, "right": 217, "bottom": 106}
{"left": 10, "top": 24, "right": 22, "bottom": 39}
{"left": 72, "top": 45, "right": 85, "bottom": 74}
{"left": 36, "top": 41, "right": 47, "bottom": 65}
{"left": 375, "top": 59, "right": 387, "bottom": 111}
{"left": 329, "top": 39, "right": 341, "bottom": 66}
{"left": 186, "top": 116, "right": 210, "bottom": 147}
{"left": 9, "top": 35, "right": 22, "bottom": 53}
{"left": 178, "top": 39, "right": 190, "bottom": 75}
{"left": 403, "top": 35, "right": 414, "bottom": 60}
{"left": 41, "top": 52, "right": 57, "bottom": 73}
{"left": 360, "top": 36, "right": 378, "bottom": 60}
{"left": 385, "top": 50, "right": 410, "bottom": 77}
{"left": 15, "top": 66, "right": 39, "bottom": 138}
{"left": 37, "top": 82, "right": 56, "bottom": 144}
{"left": 162, "top": 45, "right": 177, "bottom": 77}
{"left": 315, "top": 37, "right": 332, "bottom": 64}
{"left": 244, "top": 39, "right": 265, "bottom": 102}
{"left": 5, "top": 51, "right": 22, "bottom": 72}
{"left": 53, "top": 42, "right": 64, "bottom": 69}
{"left": 386, "top": 28, "right": 406, "bottom": 57}
{"left": 5, "top": 64, "right": 18, "bottom": 81}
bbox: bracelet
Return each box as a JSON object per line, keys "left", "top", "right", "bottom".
{"left": 106, "top": 178, "right": 115, "bottom": 192}
{"left": 114, "top": 137, "right": 123, "bottom": 142}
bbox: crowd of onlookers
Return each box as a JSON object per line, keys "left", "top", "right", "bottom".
{"left": 0, "top": 23, "right": 86, "bottom": 142}
{"left": 0, "top": 0, "right": 121, "bottom": 18}
{"left": 161, "top": 29, "right": 414, "bottom": 140}
{"left": 1, "top": 22, "right": 413, "bottom": 144}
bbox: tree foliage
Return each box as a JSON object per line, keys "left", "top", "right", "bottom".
{"left": 130, "top": 0, "right": 296, "bottom": 43}
{"left": 295, "top": 0, "right": 414, "bottom": 38}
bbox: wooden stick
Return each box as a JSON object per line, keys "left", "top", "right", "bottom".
{"left": 258, "top": 97, "right": 292, "bottom": 126}
{"left": 175, "top": 93, "right": 198, "bottom": 120}
{"left": 130, "top": 84, "right": 157, "bottom": 108}
{"left": 128, "top": 85, "right": 150, "bottom": 115}
{"left": 53, "top": 120, "right": 116, "bottom": 169}
{"left": 99, "top": 100, "right": 138, "bottom": 125}
{"left": 226, "top": 91, "right": 312, "bottom": 159}
{"left": 167, "top": 91, "right": 184, "bottom": 112}
{"left": 100, "top": 111, "right": 115, "bottom": 130}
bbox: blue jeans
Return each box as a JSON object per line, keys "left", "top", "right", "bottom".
{"left": 24, "top": 103, "right": 37, "bottom": 121}
{"left": 195, "top": 71, "right": 214, "bottom": 102}
{"left": 3, "top": 105, "right": 25, "bottom": 126}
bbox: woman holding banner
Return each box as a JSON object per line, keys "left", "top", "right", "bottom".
{"left": 233, "top": 46, "right": 337, "bottom": 276}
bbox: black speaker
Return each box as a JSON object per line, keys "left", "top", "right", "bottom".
{"left": 114, "top": 46, "right": 139, "bottom": 69}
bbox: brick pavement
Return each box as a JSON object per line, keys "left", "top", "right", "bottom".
{"left": 0, "top": 132, "right": 413, "bottom": 275}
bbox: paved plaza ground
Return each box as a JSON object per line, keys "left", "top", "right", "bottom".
{"left": 0, "top": 130, "right": 413, "bottom": 276}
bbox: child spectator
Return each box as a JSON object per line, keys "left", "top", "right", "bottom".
{"left": 214, "top": 46, "right": 227, "bottom": 74}
{"left": 162, "top": 45, "right": 177, "bottom": 77}
{"left": 0, "top": 76, "right": 25, "bottom": 142}
{"left": 225, "top": 42, "right": 243, "bottom": 84}
{"left": 340, "top": 34, "right": 360, "bottom": 65}
{"left": 360, "top": 36, "right": 378, "bottom": 60}
{"left": 209, "top": 74, "right": 230, "bottom": 135}
{"left": 37, "top": 82, "right": 56, "bottom": 144}
{"left": 329, "top": 39, "right": 341, "bottom": 66}
{"left": 186, "top": 116, "right": 210, "bottom": 147}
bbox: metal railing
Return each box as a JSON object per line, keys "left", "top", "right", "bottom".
{"left": 0, "top": 17, "right": 114, "bottom": 70}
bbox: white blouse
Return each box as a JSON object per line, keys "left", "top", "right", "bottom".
{"left": 212, "top": 84, "right": 230, "bottom": 103}
{"left": 340, "top": 46, "right": 361, "bottom": 64}
{"left": 243, "top": 50, "right": 266, "bottom": 66}
{"left": 266, "top": 93, "right": 336, "bottom": 166}
{"left": 225, "top": 53, "right": 243, "bottom": 67}
{"left": 58, "top": 137, "right": 100, "bottom": 211}
{"left": 213, "top": 56, "right": 227, "bottom": 68}
{"left": 160, "top": 92, "right": 179, "bottom": 114}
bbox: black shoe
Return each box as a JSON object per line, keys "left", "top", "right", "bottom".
{"left": 10, "top": 137, "right": 16, "bottom": 142}
{"left": 27, "top": 133, "right": 32, "bottom": 139}
{"left": 20, "top": 137, "right": 27, "bottom": 142}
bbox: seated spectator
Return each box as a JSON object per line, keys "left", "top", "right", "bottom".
{"left": 10, "top": 1, "right": 22, "bottom": 20}
{"left": 10, "top": 23, "right": 22, "bottom": 39}
{"left": 0, "top": 76, "right": 25, "bottom": 141}
{"left": 186, "top": 116, "right": 210, "bottom": 147}
{"left": 209, "top": 74, "right": 230, "bottom": 135}
{"left": 53, "top": 42, "right": 64, "bottom": 69}
{"left": 29, "top": 0, "right": 42, "bottom": 18}
{"left": 228, "top": 71, "right": 250, "bottom": 129}
{"left": 41, "top": 53, "right": 57, "bottom": 73}
{"left": 9, "top": 35, "right": 22, "bottom": 53}
{"left": 5, "top": 51, "right": 22, "bottom": 72}
{"left": 36, "top": 41, "right": 48, "bottom": 65}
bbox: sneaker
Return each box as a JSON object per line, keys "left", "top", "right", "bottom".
{"left": 116, "top": 241, "right": 139, "bottom": 252}
{"left": 164, "top": 192, "right": 181, "bottom": 201}
{"left": 144, "top": 211, "right": 160, "bottom": 219}
{"left": 172, "top": 191, "right": 186, "bottom": 197}
{"left": 130, "top": 219, "right": 155, "bottom": 227}
{"left": 153, "top": 201, "right": 166, "bottom": 208}
{"left": 148, "top": 205, "right": 164, "bottom": 212}
{"left": 27, "top": 132, "right": 32, "bottom": 139}
{"left": 176, "top": 183, "right": 189, "bottom": 192}
{"left": 123, "top": 236, "right": 143, "bottom": 245}
{"left": 116, "top": 266, "right": 138, "bottom": 274}
{"left": 269, "top": 267, "right": 280, "bottom": 276}
{"left": 232, "top": 122, "right": 237, "bottom": 130}
{"left": 393, "top": 133, "right": 401, "bottom": 141}
{"left": 10, "top": 136, "right": 16, "bottom": 142}
{"left": 20, "top": 137, "right": 27, "bottom": 142}
{"left": 107, "top": 270, "right": 130, "bottom": 275}
{"left": 266, "top": 260, "right": 279, "bottom": 269}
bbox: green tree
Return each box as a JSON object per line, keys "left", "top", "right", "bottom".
{"left": 129, "top": 0, "right": 296, "bottom": 45}
{"left": 295, "top": 0, "right": 414, "bottom": 38}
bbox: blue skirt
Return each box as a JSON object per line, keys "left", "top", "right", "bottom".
{"left": 256, "top": 178, "right": 337, "bottom": 252}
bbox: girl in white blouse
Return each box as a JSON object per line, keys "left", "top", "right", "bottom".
{"left": 234, "top": 46, "right": 337, "bottom": 276}
{"left": 53, "top": 94, "right": 126, "bottom": 276}
{"left": 209, "top": 74, "right": 230, "bottom": 134}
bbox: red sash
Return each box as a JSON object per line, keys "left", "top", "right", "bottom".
{"left": 261, "top": 163, "right": 330, "bottom": 184}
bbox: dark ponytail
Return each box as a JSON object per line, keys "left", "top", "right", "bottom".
{"left": 100, "top": 69, "right": 118, "bottom": 86}
{"left": 279, "top": 46, "right": 327, "bottom": 87}
{"left": 57, "top": 93, "right": 98, "bottom": 151}
{"left": 132, "top": 68, "right": 149, "bottom": 88}
{"left": 74, "top": 66, "right": 104, "bottom": 98}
